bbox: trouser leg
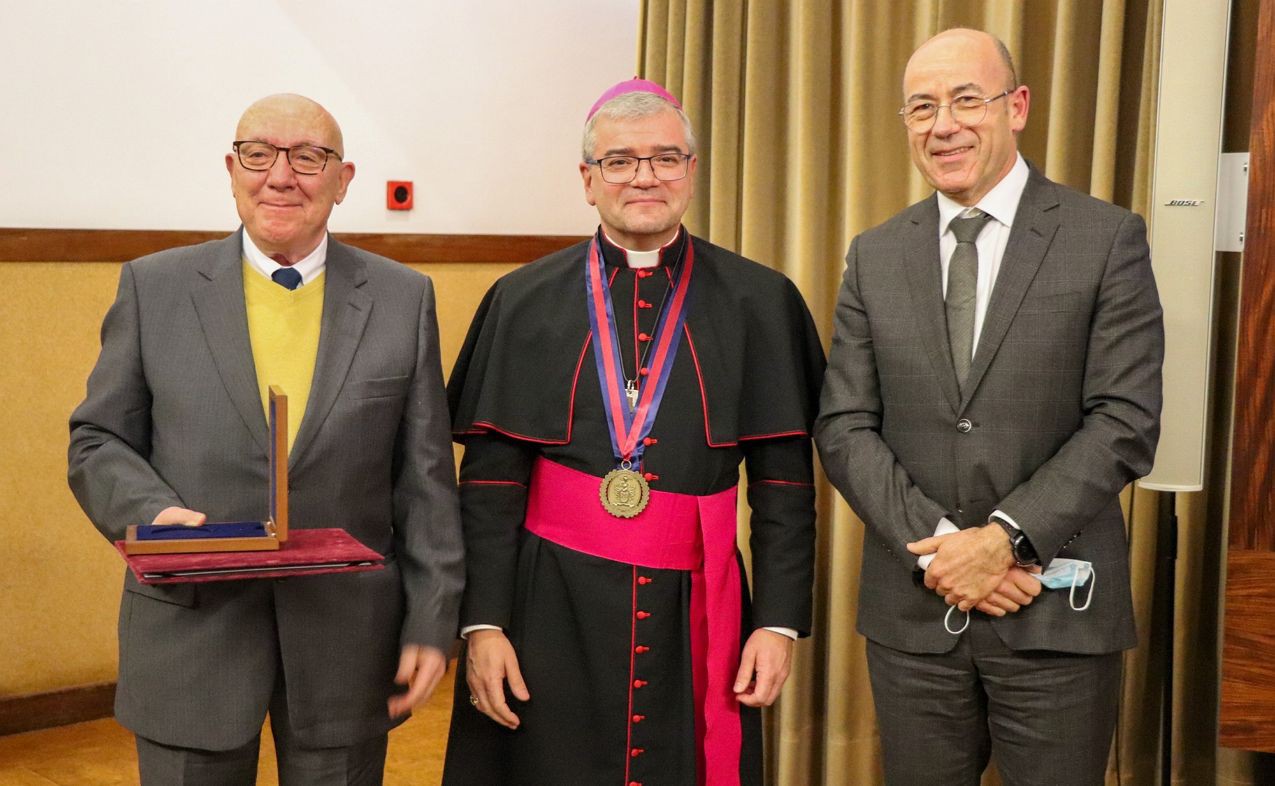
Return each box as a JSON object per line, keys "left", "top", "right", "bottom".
{"left": 135, "top": 733, "right": 260, "bottom": 786}
{"left": 970, "top": 619, "right": 1121, "bottom": 786}
{"left": 268, "top": 651, "right": 388, "bottom": 786}
{"left": 865, "top": 636, "right": 989, "bottom": 786}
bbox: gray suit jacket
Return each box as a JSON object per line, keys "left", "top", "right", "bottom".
{"left": 68, "top": 231, "right": 463, "bottom": 750}
{"left": 815, "top": 167, "right": 1163, "bottom": 655}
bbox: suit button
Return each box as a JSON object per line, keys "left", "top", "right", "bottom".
{"left": 956, "top": 418, "right": 973, "bottom": 433}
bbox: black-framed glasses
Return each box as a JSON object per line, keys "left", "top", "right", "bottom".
{"left": 898, "top": 89, "right": 1014, "bottom": 132}
{"left": 232, "top": 140, "right": 342, "bottom": 175}
{"left": 586, "top": 152, "right": 692, "bottom": 184}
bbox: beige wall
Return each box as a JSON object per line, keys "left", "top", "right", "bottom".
{"left": 0, "top": 260, "right": 515, "bottom": 696}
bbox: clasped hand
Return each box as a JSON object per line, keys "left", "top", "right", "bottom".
{"left": 907, "top": 525, "right": 1041, "bottom": 615}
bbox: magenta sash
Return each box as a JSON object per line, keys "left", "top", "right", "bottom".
{"left": 524, "top": 457, "right": 742, "bottom": 786}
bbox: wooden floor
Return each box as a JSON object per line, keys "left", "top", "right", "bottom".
{"left": 0, "top": 674, "right": 455, "bottom": 785}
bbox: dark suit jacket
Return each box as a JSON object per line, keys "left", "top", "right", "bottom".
{"left": 815, "top": 166, "right": 1163, "bottom": 655}
{"left": 68, "top": 232, "right": 464, "bottom": 750}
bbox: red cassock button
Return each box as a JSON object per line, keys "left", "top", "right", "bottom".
{"left": 632, "top": 714, "right": 646, "bottom": 723}
{"left": 639, "top": 367, "right": 649, "bottom": 376}
{"left": 638, "top": 332, "right": 651, "bottom": 342}
{"left": 643, "top": 472, "right": 659, "bottom": 481}
{"left": 637, "top": 576, "right": 652, "bottom": 585}
{"left": 633, "top": 679, "right": 648, "bottom": 688}
{"left": 638, "top": 299, "right": 652, "bottom": 308}
{"left": 631, "top": 747, "right": 645, "bottom": 757}
{"left": 636, "top": 610, "right": 651, "bottom": 619}
{"left": 643, "top": 437, "right": 658, "bottom": 446}
{"left": 635, "top": 645, "right": 650, "bottom": 654}
{"left": 630, "top": 782, "right": 643, "bottom": 786}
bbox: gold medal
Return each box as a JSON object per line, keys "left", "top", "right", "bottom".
{"left": 599, "top": 467, "right": 650, "bottom": 518}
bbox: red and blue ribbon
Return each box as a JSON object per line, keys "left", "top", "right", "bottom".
{"left": 584, "top": 231, "right": 694, "bottom": 465}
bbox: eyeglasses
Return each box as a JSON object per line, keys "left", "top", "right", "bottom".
{"left": 898, "top": 89, "right": 1014, "bottom": 132}
{"left": 232, "top": 140, "right": 342, "bottom": 175}
{"left": 586, "top": 153, "right": 692, "bottom": 184}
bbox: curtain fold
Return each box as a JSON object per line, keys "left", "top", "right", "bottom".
{"left": 637, "top": 1, "right": 1270, "bottom": 782}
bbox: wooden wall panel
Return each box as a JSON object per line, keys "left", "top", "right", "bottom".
{"left": 0, "top": 228, "right": 583, "bottom": 265}
{"left": 1221, "top": 552, "right": 1275, "bottom": 752}
{"left": 1227, "top": 0, "right": 1275, "bottom": 552}
{"left": 0, "top": 228, "right": 581, "bottom": 733}
{"left": 0, "top": 685, "right": 115, "bottom": 737}
{"left": 1220, "top": 0, "right": 1275, "bottom": 753}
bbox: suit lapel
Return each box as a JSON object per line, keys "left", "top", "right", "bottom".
{"left": 288, "top": 238, "right": 372, "bottom": 470}
{"left": 902, "top": 197, "right": 962, "bottom": 414}
{"left": 960, "top": 169, "right": 1060, "bottom": 409}
{"left": 190, "top": 232, "right": 269, "bottom": 455}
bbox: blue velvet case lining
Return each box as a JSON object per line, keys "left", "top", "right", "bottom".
{"left": 134, "top": 521, "right": 269, "bottom": 540}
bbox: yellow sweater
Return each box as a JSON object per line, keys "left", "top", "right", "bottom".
{"left": 242, "top": 262, "right": 325, "bottom": 453}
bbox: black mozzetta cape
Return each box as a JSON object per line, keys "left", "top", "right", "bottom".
{"left": 448, "top": 232, "right": 825, "bottom": 448}
{"left": 441, "top": 229, "right": 825, "bottom": 786}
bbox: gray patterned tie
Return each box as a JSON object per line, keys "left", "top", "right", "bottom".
{"left": 946, "top": 209, "right": 992, "bottom": 389}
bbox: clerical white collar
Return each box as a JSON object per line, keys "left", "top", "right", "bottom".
{"left": 241, "top": 230, "right": 329, "bottom": 286}
{"left": 603, "top": 229, "right": 680, "bottom": 269}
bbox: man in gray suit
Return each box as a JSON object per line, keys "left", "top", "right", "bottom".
{"left": 68, "top": 94, "right": 463, "bottom": 784}
{"left": 815, "top": 29, "right": 1163, "bottom": 784}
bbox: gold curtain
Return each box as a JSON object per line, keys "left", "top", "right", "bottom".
{"left": 637, "top": 1, "right": 1273, "bottom": 783}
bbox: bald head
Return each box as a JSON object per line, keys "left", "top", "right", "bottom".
{"left": 905, "top": 29, "right": 1017, "bottom": 99}
{"left": 226, "top": 93, "right": 356, "bottom": 262}
{"left": 236, "top": 93, "right": 345, "bottom": 158}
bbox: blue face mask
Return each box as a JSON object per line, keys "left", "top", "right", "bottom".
{"left": 1031, "top": 558, "right": 1095, "bottom": 611}
{"left": 943, "top": 558, "right": 1097, "bottom": 634}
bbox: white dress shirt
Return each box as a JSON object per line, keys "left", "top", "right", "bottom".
{"left": 242, "top": 231, "right": 328, "bottom": 286}
{"left": 918, "top": 154, "right": 1030, "bottom": 570}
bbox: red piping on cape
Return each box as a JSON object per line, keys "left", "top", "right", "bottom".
{"left": 685, "top": 325, "right": 810, "bottom": 448}
{"left": 737, "top": 429, "right": 809, "bottom": 441}
{"left": 452, "top": 332, "right": 592, "bottom": 445}
{"left": 748, "top": 479, "right": 815, "bottom": 489}
{"left": 457, "top": 321, "right": 810, "bottom": 448}
{"left": 459, "top": 479, "right": 528, "bottom": 488}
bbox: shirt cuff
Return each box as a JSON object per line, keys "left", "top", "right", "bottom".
{"left": 762, "top": 626, "right": 798, "bottom": 640}
{"left": 460, "top": 624, "right": 502, "bottom": 639}
{"left": 990, "top": 510, "right": 1020, "bottom": 530}
{"left": 917, "top": 517, "right": 961, "bottom": 571}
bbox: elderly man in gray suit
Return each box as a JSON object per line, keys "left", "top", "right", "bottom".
{"left": 815, "top": 29, "right": 1163, "bottom": 785}
{"left": 68, "top": 94, "right": 463, "bottom": 785}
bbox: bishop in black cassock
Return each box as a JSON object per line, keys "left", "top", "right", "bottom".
{"left": 441, "top": 79, "right": 824, "bottom": 786}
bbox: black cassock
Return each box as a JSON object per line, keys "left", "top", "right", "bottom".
{"left": 442, "top": 230, "right": 824, "bottom": 786}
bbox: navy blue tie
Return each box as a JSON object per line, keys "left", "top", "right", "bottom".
{"left": 272, "top": 267, "right": 302, "bottom": 290}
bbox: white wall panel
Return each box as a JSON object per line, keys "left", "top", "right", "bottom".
{"left": 0, "top": 1, "right": 639, "bottom": 235}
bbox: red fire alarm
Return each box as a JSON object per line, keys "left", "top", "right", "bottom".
{"left": 387, "top": 181, "right": 413, "bottom": 211}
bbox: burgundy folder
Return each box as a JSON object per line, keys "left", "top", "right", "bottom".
{"left": 115, "top": 387, "right": 385, "bottom": 583}
{"left": 117, "top": 528, "right": 384, "bottom": 585}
